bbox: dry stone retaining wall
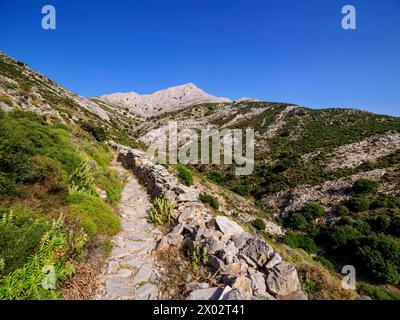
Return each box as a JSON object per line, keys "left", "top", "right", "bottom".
{"left": 109, "top": 142, "right": 306, "bottom": 300}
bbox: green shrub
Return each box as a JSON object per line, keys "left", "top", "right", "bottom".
{"left": 199, "top": 194, "right": 219, "bottom": 209}
{"left": 176, "top": 164, "right": 193, "bottom": 187}
{"left": 373, "top": 215, "right": 390, "bottom": 232}
{"left": 299, "top": 203, "right": 325, "bottom": 221}
{"left": 252, "top": 218, "right": 266, "bottom": 231}
{"left": 192, "top": 247, "right": 207, "bottom": 269}
{"left": 336, "top": 205, "right": 350, "bottom": 216}
{"left": 95, "top": 169, "right": 126, "bottom": 205}
{"left": 0, "top": 216, "right": 87, "bottom": 300}
{"left": 0, "top": 206, "right": 51, "bottom": 275}
{"left": 85, "top": 143, "right": 113, "bottom": 168}
{"left": 208, "top": 170, "right": 225, "bottom": 185}
{"left": 0, "top": 111, "right": 82, "bottom": 199}
{"left": 81, "top": 122, "right": 108, "bottom": 142}
{"left": 149, "top": 197, "right": 175, "bottom": 225}
{"left": 288, "top": 213, "right": 308, "bottom": 230}
{"left": 282, "top": 230, "right": 317, "bottom": 254}
{"left": 233, "top": 184, "right": 251, "bottom": 196}
{"left": 324, "top": 225, "right": 363, "bottom": 251}
{"left": 353, "top": 179, "right": 379, "bottom": 194}
{"left": 67, "top": 192, "right": 120, "bottom": 237}
{"left": 348, "top": 196, "right": 370, "bottom": 212}
{"left": 0, "top": 95, "right": 13, "bottom": 107}
{"left": 356, "top": 233, "right": 400, "bottom": 284}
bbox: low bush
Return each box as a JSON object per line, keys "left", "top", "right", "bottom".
{"left": 324, "top": 225, "right": 362, "bottom": 251}
{"left": 0, "top": 95, "right": 13, "bottom": 107}
{"left": 356, "top": 233, "right": 400, "bottom": 284}
{"left": 348, "top": 196, "right": 370, "bottom": 212}
{"left": 372, "top": 215, "right": 390, "bottom": 232}
{"left": 176, "top": 164, "right": 193, "bottom": 187}
{"left": 288, "top": 213, "right": 308, "bottom": 230}
{"left": 67, "top": 192, "right": 120, "bottom": 237}
{"left": 68, "top": 160, "right": 97, "bottom": 195}
{"left": 283, "top": 230, "right": 317, "bottom": 254}
{"left": 199, "top": 194, "right": 219, "bottom": 209}
{"left": 0, "top": 206, "right": 51, "bottom": 276}
{"left": 0, "top": 216, "right": 87, "bottom": 300}
{"left": 81, "top": 122, "right": 108, "bottom": 142}
{"left": 95, "top": 169, "right": 126, "bottom": 205}
{"left": 336, "top": 205, "right": 350, "bottom": 216}
{"left": 299, "top": 203, "right": 325, "bottom": 221}
{"left": 353, "top": 179, "right": 379, "bottom": 194}
{"left": 233, "top": 184, "right": 251, "bottom": 196}
{"left": 252, "top": 218, "right": 266, "bottom": 231}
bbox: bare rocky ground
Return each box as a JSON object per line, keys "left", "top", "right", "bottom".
{"left": 94, "top": 166, "right": 163, "bottom": 300}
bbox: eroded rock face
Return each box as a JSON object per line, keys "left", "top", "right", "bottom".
{"left": 110, "top": 143, "right": 306, "bottom": 301}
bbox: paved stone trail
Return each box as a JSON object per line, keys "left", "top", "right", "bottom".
{"left": 94, "top": 164, "right": 163, "bottom": 300}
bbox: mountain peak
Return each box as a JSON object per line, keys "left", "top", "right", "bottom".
{"left": 97, "top": 83, "right": 231, "bottom": 117}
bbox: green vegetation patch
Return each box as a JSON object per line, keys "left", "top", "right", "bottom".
{"left": 67, "top": 192, "right": 120, "bottom": 237}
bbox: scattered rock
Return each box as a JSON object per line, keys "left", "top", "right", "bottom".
{"left": 231, "top": 276, "right": 252, "bottom": 295}
{"left": 266, "top": 262, "right": 301, "bottom": 297}
{"left": 186, "top": 287, "right": 224, "bottom": 300}
{"left": 240, "top": 238, "right": 274, "bottom": 267}
{"left": 215, "top": 216, "right": 245, "bottom": 237}
{"left": 208, "top": 255, "right": 225, "bottom": 270}
{"left": 265, "top": 252, "right": 282, "bottom": 269}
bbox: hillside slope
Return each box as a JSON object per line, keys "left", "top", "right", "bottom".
{"left": 0, "top": 50, "right": 399, "bottom": 300}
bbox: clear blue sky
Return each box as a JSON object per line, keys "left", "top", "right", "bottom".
{"left": 1, "top": 0, "right": 399, "bottom": 116}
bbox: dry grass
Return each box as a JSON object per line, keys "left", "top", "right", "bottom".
{"left": 297, "top": 262, "right": 357, "bottom": 300}
{"left": 61, "top": 263, "right": 97, "bottom": 300}
{"left": 155, "top": 247, "right": 219, "bottom": 300}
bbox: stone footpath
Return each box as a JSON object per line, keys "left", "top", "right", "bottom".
{"left": 94, "top": 167, "right": 163, "bottom": 300}
{"left": 109, "top": 142, "right": 306, "bottom": 300}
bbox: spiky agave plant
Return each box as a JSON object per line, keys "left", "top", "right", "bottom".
{"left": 149, "top": 197, "right": 175, "bottom": 225}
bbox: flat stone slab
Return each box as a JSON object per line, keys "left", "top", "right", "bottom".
{"left": 137, "top": 283, "right": 158, "bottom": 300}
{"left": 133, "top": 264, "right": 153, "bottom": 285}
{"left": 216, "top": 216, "right": 245, "bottom": 237}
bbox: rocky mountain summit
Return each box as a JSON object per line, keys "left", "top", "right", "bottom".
{"left": 97, "top": 83, "right": 231, "bottom": 117}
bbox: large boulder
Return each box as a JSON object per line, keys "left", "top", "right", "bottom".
{"left": 240, "top": 238, "right": 274, "bottom": 267}
{"left": 215, "top": 216, "right": 244, "bottom": 237}
{"left": 266, "top": 262, "right": 301, "bottom": 297}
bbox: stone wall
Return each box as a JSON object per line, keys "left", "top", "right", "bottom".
{"left": 109, "top": 142, "right": 306, "bottom": 300}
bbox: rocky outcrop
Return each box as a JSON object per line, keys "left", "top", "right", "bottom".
{"left": 109, "top": 142, "right": 305, "bottom": 300}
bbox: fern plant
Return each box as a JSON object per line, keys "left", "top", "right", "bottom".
{"left": 0, "top": 215, "right": 87, "bottom": 300}
{"left": 68, "top": 159, "right": 97, "bottom": 195}
{"left": 149, "top": 197, "right": 175, "bottom": 225}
